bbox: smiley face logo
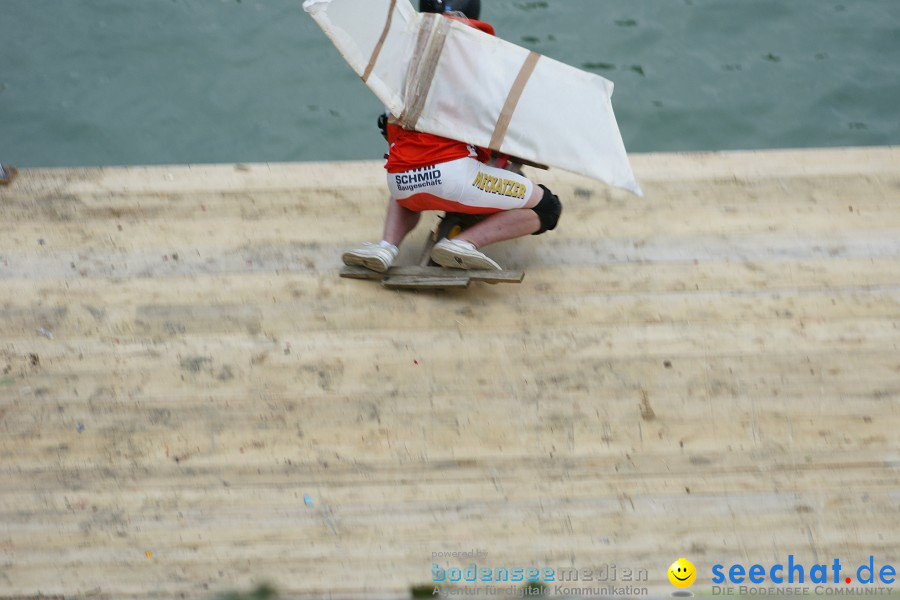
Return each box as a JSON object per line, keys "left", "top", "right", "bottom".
{"left": 668, "top": 558, "right": 696, "bottom": 588}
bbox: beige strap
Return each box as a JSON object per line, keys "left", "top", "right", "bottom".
{"left": 489, "top": 51, "right": 541, "bottom": 151}
{"left": 362, "top": 0, "right": 397, "bottom": 83}
{"left": 400, "top": 14, "right": 450, "bottom": 130}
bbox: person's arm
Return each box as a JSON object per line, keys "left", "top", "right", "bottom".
{"left": 377, "top": 111, "right": 389, "bottom": 140}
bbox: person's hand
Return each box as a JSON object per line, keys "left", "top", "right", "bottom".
{"left": 377, "top": 113, "right": 388, "bottom": 140}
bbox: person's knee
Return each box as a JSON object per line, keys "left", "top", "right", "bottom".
{"left": 531, "top": 184, "right": 562, "bottom": 234}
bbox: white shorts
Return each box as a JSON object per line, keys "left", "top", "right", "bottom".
{"left": 387, "top": 157, "right": 535, "bottom": 214}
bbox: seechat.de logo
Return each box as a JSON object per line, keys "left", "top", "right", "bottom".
{"left": 711, "top": 555, "right": 897, "bottom": 586}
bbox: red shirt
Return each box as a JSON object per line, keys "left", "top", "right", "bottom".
{"left": 384, "top": 17, "right": 495, "bottom": 174}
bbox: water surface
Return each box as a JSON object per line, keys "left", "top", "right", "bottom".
{"left": 1, "top": 0, "right": 898, "bottom": 167}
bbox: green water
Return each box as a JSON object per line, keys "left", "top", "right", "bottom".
{"left": 1, "top": 0, "right": 898, "bottom": 168}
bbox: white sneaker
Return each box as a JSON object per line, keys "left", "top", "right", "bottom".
{"left": 430, "top": 238, "right": 502, "bottom": 271}
{"left": 342, "top": 242, "right": 398, "bottom": 273}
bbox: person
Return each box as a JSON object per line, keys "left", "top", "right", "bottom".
{"left": 341, "top": 0, "right": 562, "bottom": 273}
{"left": 0, "top": 163, "right": 17, "bottom": 186}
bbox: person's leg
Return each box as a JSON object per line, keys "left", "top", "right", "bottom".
{"left": 382, "top": 196, "right": 421, "bottom": 247}
{"left": 426, "top": 160, "right": 562, "bottom": 270}
{"left": 342, "top": 196, "right": 422, "bottom": 273}
{"left": 452, "top": 184, "right": 543, "bottom": 249}
{"left": 429, "top": 188, "right": 541, "bottom": 270}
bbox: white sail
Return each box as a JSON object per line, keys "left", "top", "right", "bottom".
{"left": 303, "top": 0, "right": 642, "bottom": 195}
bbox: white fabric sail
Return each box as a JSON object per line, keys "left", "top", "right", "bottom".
{"left": 303, "top": 0, "right": 642, "bottom": 196}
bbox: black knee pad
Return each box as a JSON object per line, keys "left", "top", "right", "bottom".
{"left": 531, "top": 184, "right": 562, "bottom": 234}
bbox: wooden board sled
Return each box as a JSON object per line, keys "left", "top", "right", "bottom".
{"left": 340, "top": 212, "right": 525, "bottom": 290}
{"left": 340, "top": 264, "right": 524, "bottom": 289}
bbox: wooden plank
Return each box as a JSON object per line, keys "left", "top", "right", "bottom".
{"left": 382, "top": 274, "right": 471, "bottom": 289}
{"left": 340, "top": 265, "right": 524, "bottom": 287}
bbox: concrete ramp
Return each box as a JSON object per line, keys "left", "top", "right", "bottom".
{"left": 1, "top": 148, "right": 899, "bottom": 598}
